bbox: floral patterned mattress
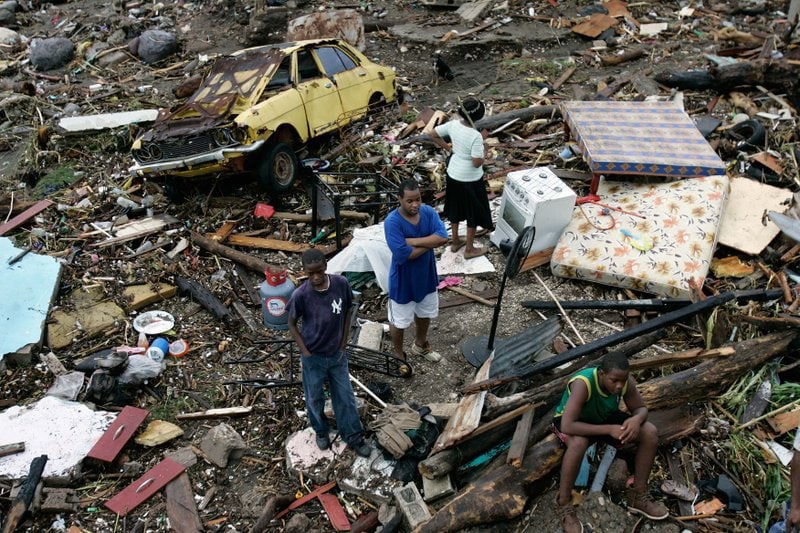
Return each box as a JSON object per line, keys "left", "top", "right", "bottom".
{"left": 550, "top": 175, "right": 730, "bottom": 297}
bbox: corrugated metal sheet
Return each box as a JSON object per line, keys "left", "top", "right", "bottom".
{"left": 489, "top": 315, "right": 562, "bottom": 378}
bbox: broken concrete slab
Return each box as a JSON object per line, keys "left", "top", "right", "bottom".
{"left": 456, "top": 0, "right": 493, "bottom": 23}
{"left": 718, "top": 177, "right": 793, "bottom": 255}
{"left": 134, "top": 420, "right": 184, "bottom": 447}
{"left": 57, "top": 109, "right": 159, "bottom": 133}
{"left": 394, "top": 482, "right": 432, "bottom": 530}
{"left": 165, "top": 446, "right": 198, "bottom": 468}
{"left": 47, "top": 286, "right": 126, "bottom": 351}
{"left": 421, "top": 474, "right": 455, "bottom": 502}
{"left": 356, "top": 320, "right": 384, "bottom": 351}
{"left": 287, "top": 10, "right": 365, "bottom": 51}
{"left": 0, "top": 396, "right": 114, "bottom": 478}
{"left": 1, "top": 237, "right": 62, "bottom": 362}
{"left": 339, "top": 443, "right": 404, "bottom": 504}
{"left": 285, "top": 427, "right": 348, "bottom": 480}
{"left": 200, "top": 423, "right": 246, "bottom": 468}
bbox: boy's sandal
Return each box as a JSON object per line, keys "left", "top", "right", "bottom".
{"left": 411, "top": 342, "right": 442, "bottom": 362}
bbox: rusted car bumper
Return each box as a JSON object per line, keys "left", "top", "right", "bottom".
{"left": 128, "top": 140, "right": 266, "bottom": 177}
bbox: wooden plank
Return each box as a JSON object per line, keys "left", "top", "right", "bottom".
{"left": 121, "top": 283, "right": 177, "bottom": 311}
{"left": 571, "top": 13, "right": 618, "bottom": 38}
{"left": 666, "top": 452, "right": 693, "bottom": 516}
{"left": 224, "top": 234, "right": 308, "bottom": 253}
{"left": 274, "top": 481, "right": 337, "bottom": 521}
{"left": 232, "top": 300, "right": 262, "bottom": 334}
{"left": 432, "top": 356, "right": 493, "bottom": 453}
{"left": 629, "top": 346, "right": 734, "bottom": 371}
{"left": 87, "top": 406, "right": 149, "bottom": 463}
{"left": 208, "top": 221, "right": 236, "bottom": 242}
{"left": 165, "top": 473, "right": 203, "bottom": 533}
{"left": 234, "top": 264, "right": 263, "bottom": 307}
{"left": 0, "top": 199, "right": 53, "bottom": 236}
{"left": 0, "top": 442, "right": 25, "bottom": 458}
{"left": 105, "top": 458, "right": 186, "bottom": 516}
{"left": 175, "top": 406, "right": 253, "bottom": 421}
{"left": 519, "top": 248, "right": 554, "bottom": 274}
{"left": 506, "top": 405, "right": 536, "bottom": 468}
{"left": 768, "top": 406, "right": 800, "bottom": 435}
{"left": 90, "top": 214, "right": 180, "bottom": 248}
{"left": 445, "top": 285, "right": 495, "bottom": 306}
{"left": 317, "top": 492, "right": 351, "bottom": 531}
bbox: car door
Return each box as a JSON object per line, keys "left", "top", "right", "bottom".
{"left": 314, "top": 45, "right": 369, "bottom": 121}
{"left": 295, "top": 47, "right": 344, "bottom": 137}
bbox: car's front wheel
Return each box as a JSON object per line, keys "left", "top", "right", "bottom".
{"left": 257, "top": 142, "right": 298, "bottom": 193}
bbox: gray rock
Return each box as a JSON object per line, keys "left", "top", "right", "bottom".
{"left": 130, "top": 29, "right": 177, "bottom": 64}
{"left": 199, "top": 423, "right": 246, "bottom": 468}
{"left": 165, "top": 446, "right": 197, "bottom": 468}
{"left": 0, "top": 0, "right": 18, "bottom": 11}
{"left": 30, "top": 37, "right": 74, "bottom": 71}
{"left": 0, "top": 8, "right": 15, "bottom": 26}
{"left": 284, "top": 513, "right": 310, "bottom": 533}
{"left": 107, "top": 28, "right": 127, "bottom": 46}
{"left": 0, "top": 27, "right": 20, "bottom": 47}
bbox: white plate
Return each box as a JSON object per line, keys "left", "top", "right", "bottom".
{"left": 132, "top": 310, "right": 175, "bottom": 334}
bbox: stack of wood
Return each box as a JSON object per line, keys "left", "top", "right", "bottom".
{"left": 413, "top": 322, "right": 797, "bottom": 532}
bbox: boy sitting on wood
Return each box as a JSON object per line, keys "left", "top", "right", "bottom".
{"left": 552, "top": 351, "right": 668, "bottom": 533}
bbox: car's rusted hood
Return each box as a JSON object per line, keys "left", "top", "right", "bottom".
{"left": 142, "top": 48, "right": 284, "bottom": 141}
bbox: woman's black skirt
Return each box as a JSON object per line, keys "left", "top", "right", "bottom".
{"left": 443, "top": 176, "right": 494, "bottom": 230}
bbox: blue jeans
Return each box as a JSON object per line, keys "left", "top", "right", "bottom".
{"left": 301, "top": 351, "right": 364, "bottom": 446}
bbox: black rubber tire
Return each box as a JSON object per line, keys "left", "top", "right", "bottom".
{"left": 727, "top": 119, "right": 766, "bottom": 152}
{"left": 257, "top": 142, "right": 299, "bottom": 193}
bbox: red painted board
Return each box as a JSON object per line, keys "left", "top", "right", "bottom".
{"left": 105, "top": 458, "right": 186, "bottom": 516}
{"left": 274, "top": 481, "right": 337, "bottom": 521}
{"left": 0, "top": 199, "right": 53, "bottom": 236}
{"left": 318, "top": 492, "right": 351, "bottom": 531}
{"left": 87, "top": 406, "right": 149, "bottom": 462}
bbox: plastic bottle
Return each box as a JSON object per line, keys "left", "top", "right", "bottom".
{"left": 259, "top": 266, "right": 296, "bottom": 330}
{"left": 146, "top": 337, "right": 169, "bottom": 363}
{"left": 137, "top": 331, "right": 149, "bottom": 349}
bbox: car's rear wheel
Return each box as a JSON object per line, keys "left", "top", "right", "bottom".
{"left": 257, "top": 142, "right": 298, "bottom": 193}
{"left": 368, "top": 92, "right": 387, "bottom": 112}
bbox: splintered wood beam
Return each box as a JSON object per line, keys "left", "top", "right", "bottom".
{"left": 176, "top": 406, "right": 253, "bottom": 421}
{"left": 189, "top": 230, "right": 271, "bottom": 275}
{"left": 224, "top": 234, "right": 308, "bottom": 253}
{"left": 165, "top": 473, "right": 203, "bottom": 533}
{"left": 0, "top": 199, "right": 53, "bottom": 236}
{"left": 208, "top": 221, "right": 237, "bottom": 242}
{"left": 629, "top": 346, "right": 734, "bottom": 370}
{"left": 506, "top": 406, "right": 536, "bottom": 468}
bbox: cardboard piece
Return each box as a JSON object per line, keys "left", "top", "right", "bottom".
{"left": 718, "top": 177, "right": 793, "bottom": 255}
{"left": 572, "top": 14, "right": 618, "bottom": 38}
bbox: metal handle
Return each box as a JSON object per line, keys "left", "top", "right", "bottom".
{"left": 358, "top": 71, "right": 366, "bottom": 77}
{"left": 113, "top": 424, "right": 125, "bottom": 440}
{"left": 324, "top": 82, "right": 332, "bottom": 88}
{"left": 135, "top": 478, "right": 155, "bottom": 493}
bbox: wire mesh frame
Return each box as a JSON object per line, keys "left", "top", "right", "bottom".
{"left": 310, "top": 171, "right": 398, "bottom": 250}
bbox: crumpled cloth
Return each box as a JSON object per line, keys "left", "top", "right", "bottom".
{"left": 371, "top": 403, "right": 421, "bottom": 459}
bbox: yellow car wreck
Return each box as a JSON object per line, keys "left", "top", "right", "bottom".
{"left": 129, "top": 38, "right": 398, "bottom": 192}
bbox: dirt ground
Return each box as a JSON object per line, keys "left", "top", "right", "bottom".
{"left": 1, "top": 0, "right": 798, "bottom": 531}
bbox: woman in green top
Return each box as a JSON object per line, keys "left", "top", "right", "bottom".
{"left": 552, "top": 352, "right": 668, "bottom": 533}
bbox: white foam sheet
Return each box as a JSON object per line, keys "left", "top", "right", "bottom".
{"left": 326, "top": 224, "right": 494, "bottom": 294}
{"left": 0, "top": 396, "right": 115, "bottom": 478}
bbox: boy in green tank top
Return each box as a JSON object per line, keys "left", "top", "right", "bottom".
{"left": 552, "top": 352, "right": 668, "bottom": 533}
